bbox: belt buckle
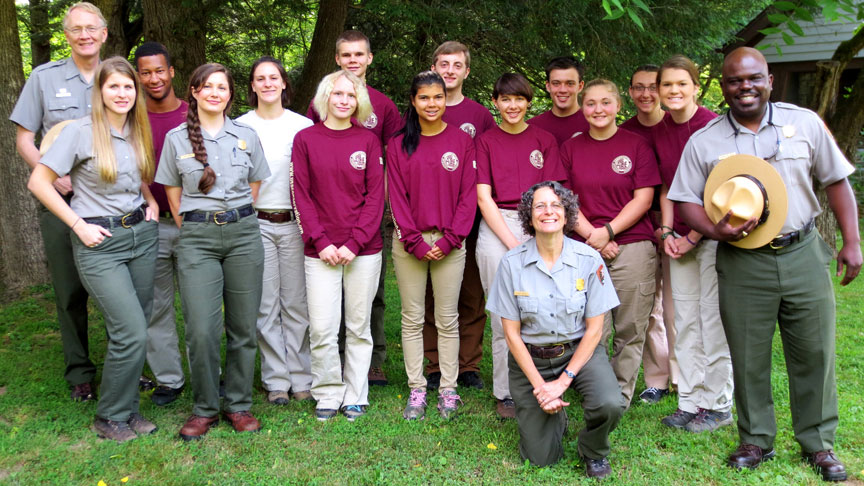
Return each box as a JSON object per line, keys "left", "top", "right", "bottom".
{"left": 552, "top": 344, "right": 566, "bottom": 359}
{"left": 213, "top": 210, "right": 228, "bottom": 225}
{"left": 120, "top": 212, "right": 133, "bottom": 228}
{"left": 769, "top": 235, "right": 787, "bottom": 250}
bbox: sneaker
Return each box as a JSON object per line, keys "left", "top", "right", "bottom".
{"left": 70, "top": 382, "right": 96, "bottom": 402}
{"left": 661, "top": 408, "right": 698, "bottom": 429}
{"left": 92, "top": 417, "right": 137, "bottom": 443}
{"left": 496, "top": 398, "right": 516, "bottom": 419}
{"left": 403, "top": 388, "right": 427, "bottom": 420}
{"left": 426, "top": 372, "right": 441, "bottom": 391}
{"left": 457, "top": 371, "right": 484, "bottom": 390}
{"left": 639, "top": 387, "right": 669, "bottom": 404}
{"left": 291, "top": 389, "right": 314, "bottom": 401}
{"left": 138, "top": 375, "right": 156, "bottom": 392}
{"left": 684, "top": 408, "right": 733, "bottom": 433}
{"left": 151, "top": 385, "right": 183, "bottom": 406}
{"left": 127, "top": 413, "right": 158, "bottom": 435}
{"left": 368, "top": 367, "right": 388, "bottom": 386}
{"left": 437, "top": 389, "right": 462, "bottom": 420}
{"left": 315, "top": 408, "right": 338, "bottom": 422}
{"left": 342, "top": 405, "right": 366, "bottom": 422}
{"left": 267, "top": 390, "right": 291, "bottom": 405}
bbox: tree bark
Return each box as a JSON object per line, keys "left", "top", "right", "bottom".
{"left": 0, "top": 0, "right": 49, "bottom": 299}
{"left": 92, "top": 0, "right": 142, "bottom": 58}
{"left": 141, "top": 0, "right": 207, "bottom": 100}
{"left": 290, "top": 0, "right": 348, "bottom": 113}
{"left": 28, "top": 0, "right": 50, "bottom": 68}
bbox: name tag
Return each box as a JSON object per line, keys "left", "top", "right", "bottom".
{"left": 576, "top": 279, "right": 584, "bottom": 291}
{"left": 55, "top": 88, "right": 72, "bottom": 98}
{"left": 514, "top": 291, "right": 530, "bottom": 297}
{"left": 179, "top": 153, "right": 196, "bottom": 159}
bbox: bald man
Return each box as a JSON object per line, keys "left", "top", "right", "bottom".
{"left": 667, "top": 47, "right": 860, "bottom": 482}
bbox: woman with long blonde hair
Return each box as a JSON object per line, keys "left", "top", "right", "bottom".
{"left": 28, "top": 56, "right": 159, "bottom": 442}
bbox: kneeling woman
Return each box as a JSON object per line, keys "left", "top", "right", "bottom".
{"left": 486, "top": 181, "right": 624, "bottom": 479}
{"left": 29, "top": 57, "right": 159, "bottom": 442}
{"left": 156, "top": 63, "right": 271, "bottom": 440}
{"left": 291, "top": 70, "right": 384, "bottom": 422}
{"left": 388, "top": 71, "right": 476, "bottom": 420}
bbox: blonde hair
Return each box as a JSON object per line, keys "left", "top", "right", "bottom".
{"left": 580, "top": 78, "right": 621, "bottom": 105}
{"left": 90, "top": 57, "right": 154, "bottom": 184}
{"left": 312, "top": 70, "right": 373, "bottom": 125}
{"left": 63, "top": 2, "right": 107, "bottom": 29}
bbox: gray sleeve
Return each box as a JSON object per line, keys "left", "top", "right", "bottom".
{"left": 584, "top": 257, "right": 620, "bottom": 318}
{"left": 246, "top": 132, "right": 271, "bottom": 183}
{"left": 667, "top": 138, "right": 710, "bottom": 205}
{"left": 9, "top": 71, "right": 45, "bottom": 134}
{"left": 154, "top": 133, "right": 182, "bottom": 187}
{"left": 39, "top": 123, "right": 81, "bottom": 177}
{"left": 809, "top": 115, "right": 855, "bottom": 187}
{"left": 485, "top": 257, "right": 521, "bottom": 321}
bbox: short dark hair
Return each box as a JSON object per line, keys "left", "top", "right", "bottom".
{"left": 336, "top": 30, "right": 371, "bottom": 53}
{"left": 493, "top": 73, "right": 533, "bottom": 102}
{"left": 544, "top": 56, "right": 584, "bottom": 83}
{"left": 517, "top": 181, "right": 580, "bottom": 237}
{"left": 247, "top": 56, "right": 293, "bottom": 109}
{"left": 630, "top": 64, "right": 659, "bottom": 86}
{"left": 133, "top": 41, "right": 171, "bottom": 68}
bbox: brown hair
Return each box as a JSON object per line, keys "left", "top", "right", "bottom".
{"left": 431, "top": 41, "right": 471, "bottom": 68}
{"left": 248, "top": 56, "right": 293, "bottom": 109}
{"left": 492, "top": 73, "right": 532, "bottom": 102}
{"left": 335, "top": 30, "right": 371, "bottom": 54}
{"left": 658, "top": 55, "right": 699, "bottom": 86}
{"left": 186, "top": 63, "right": 234, "bottom": 194}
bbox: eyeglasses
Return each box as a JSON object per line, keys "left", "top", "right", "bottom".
{"left": 533, "top": 202, "right": 564, "bottom": 212}
{"left": 65, "top": 25, "right": 104, "bottom": 36}
{"left": 630, "top": 85, "right": 657, "bottom": 93}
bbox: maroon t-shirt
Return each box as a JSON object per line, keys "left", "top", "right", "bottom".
{"left": 442, "top": 97, "right": 496, "bottom": 139}
{"left": 619, "top": 111, "right": 669, "bottom": 142}
{"left": 476, "top": 125, "right": 565, "bottom": 210}
{"left": 561, "top": 129, "right": 661, "bottom": 246}
{"left": 651, "top": 106, "right": 717, "bottom": 236}
{"left": 148, "top": 100, "right": 188, "bottom": 213}
{"left": 306, "top": 85, "right": 401, "bottom": 146}
{"left": 291, "top": 123, "right": 385, "bottom": 258}
{"left": 527, "top": 109, "right": 591, "bottom": 146}
{"left": 387, "top": 124, "right": 477, "bottom": 259}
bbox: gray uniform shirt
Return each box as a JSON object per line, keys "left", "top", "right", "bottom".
{"left": 154, "top": 118, "right": 271, "bottom": 213}
{"left": 10, "top": 58, "right": 94, "bottom": 137}
{"left": 668, "top": 102, "right": 854, "bottom": 234}
{"left": 486, "top": 237, "right": 619, "bottom": 346}
{"left": 40, "top": 118, "right": 145, "bottom": 218}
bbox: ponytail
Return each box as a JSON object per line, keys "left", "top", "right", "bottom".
{"left": 186, "top": 97, "right": 216, "bottom": 194}
{"left": 395, "top": 71, "right": 446, "bottom": 157}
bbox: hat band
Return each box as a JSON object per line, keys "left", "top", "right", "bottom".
{"left": 734, "top": 174, "right": 770, "bottom": 226}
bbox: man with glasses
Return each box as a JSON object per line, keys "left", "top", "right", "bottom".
{"left": 10, "top": 1, "right": 107, "bottom": 402}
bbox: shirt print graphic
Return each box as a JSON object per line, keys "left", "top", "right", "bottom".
{"left": 529, "top": 149, "right": 544, "bottom": 169}
{"left": 363, "top": 112, "right": 378, "bottom": 129}
{"left": 611, "top": 155, "right": 632, "bottom": 174}
{"left": 350, "top": 151, "right": 367, "bottom": 170}
{"left": 441, "top": 151, "right": 459, "bottom": 171}
{"left": 459, "top": 123, "right": 477, "bottom": 138}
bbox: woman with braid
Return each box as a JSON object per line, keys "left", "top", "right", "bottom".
{"left": 155, "top": 63, "right": 271, "bottom": 441}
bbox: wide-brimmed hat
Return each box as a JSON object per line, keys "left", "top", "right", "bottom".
{"left": 703, "top": 154, "right": 787, "bottom": 249}
{"left": 39, "top": 119, "right": 74, "bottom": 155}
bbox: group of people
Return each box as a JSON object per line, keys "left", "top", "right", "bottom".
{"left": 11, "top": 2, "right": 860, "bottom": 482}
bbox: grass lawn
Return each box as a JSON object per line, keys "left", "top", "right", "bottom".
{"left": 0, "top": 246, "right": 862, "bottom": 486}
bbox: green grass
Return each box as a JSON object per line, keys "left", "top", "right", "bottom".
{"left": 0, "top": 248, "right": 863, "bottom": 486}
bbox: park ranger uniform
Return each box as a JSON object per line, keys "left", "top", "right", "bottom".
{"left": 9, "top": 58, "right": 96, "bottom": 389}
{"left": 155, "top": 119, "right": 270, "bottom": 418}
{"left": 40, "top": 118, "right": 158, "bottom": 422}
{"left": 486, "top": 237, "right": 624, "bottom": 466}
{"left": 667, "top": 102, "right": 854, "bottom": 454}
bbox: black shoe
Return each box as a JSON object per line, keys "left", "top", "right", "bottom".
{"left": 803, "top": 450, "right": 847, "bottom": 481}
{"left": 583, "top": 456, "right": 612, "bottom": 479}
{"left": 152, "top": 385, "right": 184, "bottom": 406}
{"left": 70, "top": 382, "right": 96, "bottom": 402}
{"left": 138, "top": 375, "right": 156, "bottom": 392}
{"left": 426, "top": 372, "right": 441, "bottom": 391}
{"left": 727, "top": 443, "right": 776, "bottom": 470}
{"left": 638, "top": 387, "right": 669, "bottom": 404}
{"left": 457, "top": 371, "right": 484, "bottom": 390}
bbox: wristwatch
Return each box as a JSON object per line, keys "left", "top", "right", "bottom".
{"left": 563, "top": 369, "right": 576, "bottom": 379}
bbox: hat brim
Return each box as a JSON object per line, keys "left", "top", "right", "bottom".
{"left": 39, "top": 119, "right": 75, "bottom": 156}
{"left": 703, "top": 154, "right": 788, "bottom": 249}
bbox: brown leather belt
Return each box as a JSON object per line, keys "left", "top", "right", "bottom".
{"left": 257, "top": 210, "right": 296, "bottom": 223}
{"left": 526, "top": 339, "right": 580, "bottom": 359}
{"left": 764, "top": 219, "right": 815, "bottom": 250}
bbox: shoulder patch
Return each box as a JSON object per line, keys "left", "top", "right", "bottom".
{"left": 596, "top": 265, "right": 606, "bottom": 285}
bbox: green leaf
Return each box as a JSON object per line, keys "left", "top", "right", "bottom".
{"left": 773, "top": 1, "right": 796, "bottom": 11}
{"left": 774, "top": 44, "right": 783, "bottom": 56}
{"left": 782, "top": 31, "right": 795, "bottom": 45}
{"left": 610, "top": 0, "right": 624, "bottom": 10}
{"left": 801, "top": 0, "right": 819, "bottom": 6}
{"left": 793, "top": 7, "right": 815, "bottom": 22}
{"left": 601, "top": 0, "right": 612, "bottom": 15}
{"left": 632, "top": 0, "right": 652, "bottom": 14}
{"left": 759, "top": 26, "right": 783, "bottom": 35}
{"left": 787, "top": 19, "right": 805, "bottom": 36}
{"left": 603, "top": 9, "right": 626, "bottom": 20}
{"left": 626, "top": 7, "right": 644, "bottom": 29}
{"left": 767, "top": 13, "right": 788, "bottom": 23}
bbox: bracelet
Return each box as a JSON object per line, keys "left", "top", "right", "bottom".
{"left": 71, "top": 217, "right": 81, "bottom": 230}
{"left": 604, "top": 223, "right": 615, "bottom": 241}
{"left": 661, "top": 231, "right": 674, "bottom": 240}
{"left": 661, "top": 225, "right": 674, "bottom": 232}
{"left": 685, "top": 234, "right": 698, "bottom": 246}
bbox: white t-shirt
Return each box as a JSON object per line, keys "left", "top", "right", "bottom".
{"left": 237, "top": 109, "right": 313, "bottom": 210}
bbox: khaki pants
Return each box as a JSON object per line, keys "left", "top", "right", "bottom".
{"left": 642, "top": 251, "right": 679, "bottom": 389}
{"left": 305, "top": 252, "right": 381, "bottom": 409}
{"left": 146, "top": 218, "right": 185, "bottom": 389}
{"left": 72, "top": 219, "right": 158, "bottom": 421}
{"left": 669, "top": 239, "right": 733, "bottom": 414}
{"left": 392, "top": 231, "right": 465, "bottom": 390}
{"left": 257, "top": 219, "right": 312, "bottom": 393}
{"left": 601, "top": 240, "right": 656, "bottom": 404}
{"left": 476, "top": 209, "right": 531, "bottom": 400}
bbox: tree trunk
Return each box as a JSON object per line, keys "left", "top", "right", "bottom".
{"left": 92, "top": 0, "right": 142, "bottom": 58}
{"left": 28, "top": 0, "right": 50, "bottom": 68}
{"left": 0, "top": 0, "right": 49, "bottom": 300}
{"left": 290, "top": 0, "right": 348, "bottom": 113}
{"left": 141, "top": 0, "right": 207, "bottom": 100}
